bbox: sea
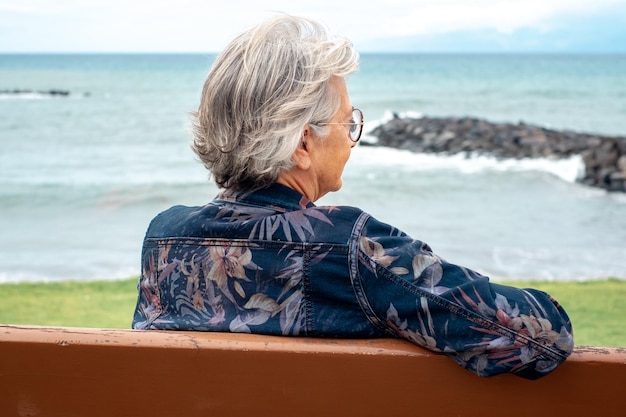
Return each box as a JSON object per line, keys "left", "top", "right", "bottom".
{"left": 1, "top": 53, "right": 625, "bottom": 283}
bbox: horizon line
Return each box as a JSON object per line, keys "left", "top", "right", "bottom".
{"left": 2, "top": 50, "right": 626, "bottom": 55}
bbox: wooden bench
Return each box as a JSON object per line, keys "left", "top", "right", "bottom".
{"left": 1, "top": 324, "right": 625, "bottom": 417}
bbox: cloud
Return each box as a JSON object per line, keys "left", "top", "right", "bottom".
{"left": 371, "top": 0, "right": 625, "bottom": 37}
{"left": 1, "top": 0, "right": 625, "bottom": 52}
{"left": 359, "top": 1, "right": 626, "bottom": 52}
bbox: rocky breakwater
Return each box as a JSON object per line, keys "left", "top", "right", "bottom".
{"left": 0, "top": 89, "right": 71, "bottom": 96}
{"left": 367, "top": 116, "right": 626, "bottom": 192}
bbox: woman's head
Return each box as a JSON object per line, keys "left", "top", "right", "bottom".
{"left": 191, "top": 15, "right": 359, "bottom": 192}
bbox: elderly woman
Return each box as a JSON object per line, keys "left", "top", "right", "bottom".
{"left": 133, "top": 15, "right": 573, "bottom": 379}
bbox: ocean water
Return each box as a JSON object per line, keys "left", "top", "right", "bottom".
{"left": 1, "top": 53, "right": 625, "bottom": 283}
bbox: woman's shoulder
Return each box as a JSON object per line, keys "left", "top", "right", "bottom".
{"left": 310, "top": 204, "right": 406, "bottom": 237}
{"left": 309, "top": 204, "right": 367, "bottom": 222}
{"left": 145, "top": 204, "right": 214, "bottom": 238}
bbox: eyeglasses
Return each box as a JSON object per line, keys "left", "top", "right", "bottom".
{"left": 312, "top": 108, "right": 364, "bottom": 143}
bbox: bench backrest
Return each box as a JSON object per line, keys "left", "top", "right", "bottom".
{"left": 1, "top": 325, "right": 625, "bottom": 417}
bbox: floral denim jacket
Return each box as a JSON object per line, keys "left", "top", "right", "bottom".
{"left": 133, "top": 183, "right": 574, "bottom": 379}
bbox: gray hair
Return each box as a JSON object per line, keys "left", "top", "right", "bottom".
{"left": 191, "top": 15, "right": 359, "bottom": 192}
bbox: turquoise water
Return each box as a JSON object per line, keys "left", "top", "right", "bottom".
{"left": 1, "top": 53, "right": 625, "bottom": 282}
{"left": 352, "top": 54, "right": 626, "bottom": 135}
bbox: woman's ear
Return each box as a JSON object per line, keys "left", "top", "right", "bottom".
{"left": 292, "top": 126, "right": 313, "bottom": 170}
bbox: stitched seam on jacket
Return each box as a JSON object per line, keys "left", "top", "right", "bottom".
{"left": 302, "top": 244, "right": 314, "bottom": 336}
{"left": 348, "top": 212, "right": 397, "bottom": 336}
{"left": 145, "top": 237, "right": 342, "bottom": 252}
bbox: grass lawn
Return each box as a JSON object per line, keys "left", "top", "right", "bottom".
{"left": 0, "top": 277, "right": 624, "bottom": 347}
{"left": 0, "top": 278, "right": 138, "bottom": 329}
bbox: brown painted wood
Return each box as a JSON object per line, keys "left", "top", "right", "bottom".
{"left": 1, "top": 325, "right": 625, "bottom": 417}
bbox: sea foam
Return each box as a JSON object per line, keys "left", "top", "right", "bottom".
{"left": 351, "top": 143, "right": 585, "bottom": 184}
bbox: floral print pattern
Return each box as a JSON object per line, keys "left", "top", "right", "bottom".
{"left": 133, "top": 183, "right": 573, "bottom": 379}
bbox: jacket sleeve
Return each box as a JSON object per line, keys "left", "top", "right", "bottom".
{"left": 352, "top": 214, "right": 574, "bottom": 379}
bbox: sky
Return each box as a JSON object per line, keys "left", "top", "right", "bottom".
{"left": 1, "top": 0, "right": 625, "bottom": 53}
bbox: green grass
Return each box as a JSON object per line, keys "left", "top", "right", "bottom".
{"left": 500, "top": 279, "right": 626, "bottom": 347}
{"left": 0, "top": 277, "right": 624, "bottom": 347}
{"left": 0, "top": 278, "right": 138, "bottom": 329}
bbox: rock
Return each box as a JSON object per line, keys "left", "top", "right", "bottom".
{"left": 370, "top": 115, "right": 626, "bottom": 192}
{"left": 0, "top": 89, "right": 72, "bottom": 97}
{"left": 618, "top": 155, "right": 626, "bottom": 174}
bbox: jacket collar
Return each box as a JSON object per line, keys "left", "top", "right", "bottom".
{"left": 214, "top": 183, "right": 316, "bottom": 213}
